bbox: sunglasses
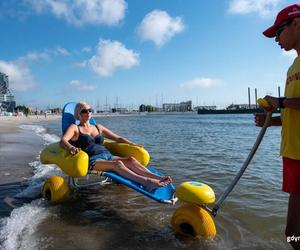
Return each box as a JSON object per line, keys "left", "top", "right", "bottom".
{"left": 80, "top": 108, "right": 92, "bottom": 114}
{"left": 275, "top": 19, "right": 293, "bottom": 37}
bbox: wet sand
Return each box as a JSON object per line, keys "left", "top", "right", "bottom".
{"left": 0, "top": 115, "right": 60, "bottom": 217}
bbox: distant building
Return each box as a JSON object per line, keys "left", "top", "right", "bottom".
{"left": 163, "top": 100, "right": 192, "bottom": 112}
{"left": 0, "top": 72, "right": 15, "bottom": 112}
{"left": 139, "top": 104, "right": 161, "bottom": 112}
{"left": 0, "top": 73, "right": 9, "bottom": 94}
{"left": 112, "top": 107, "right": 128, "bottom": 113}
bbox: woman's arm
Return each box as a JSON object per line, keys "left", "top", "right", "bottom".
{"left": 97, "top": 124, "right": 142, "bottom": 146}
{"left": 60, "top": 124, "right": 80, "bottom": 155}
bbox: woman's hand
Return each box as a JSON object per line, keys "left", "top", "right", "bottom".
{"left": 69, "top": 146, "right": 80, "bottom": 155}
{"left": 128, "top": 142, "right": 144, "bottom": 148}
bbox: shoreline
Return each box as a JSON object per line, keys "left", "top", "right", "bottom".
{"left": 0, "top": 116, "right": 60, "bottom": 184}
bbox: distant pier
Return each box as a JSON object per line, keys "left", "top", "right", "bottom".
{"left": 197, "top": 108, "right": 280, "bottom": 114}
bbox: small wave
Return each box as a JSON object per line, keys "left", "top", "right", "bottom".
{"left": 0, "top": 199, "right": 54, "bottom": 250}
{"left": 19, "top": 124, "right": 60, "bottom": 145}
{"left": 16, "top": 160, "right": 62, "bottom": 199}
{"left": 19, "top": 124, "right": 46, "bottom": 134}
{"left": 15, "top": 125, "right": 62, "bottom": 199}
{"left": 0, "top": 124, "right": 62, "bottom": 250}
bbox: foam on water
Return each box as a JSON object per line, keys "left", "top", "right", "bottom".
{"left": 19, "top": 124, "right": 60, "bottom": 145}
{"left": 15, "top": 161, "right": 63, "bottom": 199}
{"left": 0, "top": 199, "right": 55, "bottom": 250}
{"left": 0, "top": 124, "right": 61, "bottom": 249}
{"left": 16, "top": 124, "right": 62, "bottom": 199}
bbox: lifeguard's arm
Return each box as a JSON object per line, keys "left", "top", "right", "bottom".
{"left": 264, "top": 96, "right": 300, "bottom": 110}
{"left": 270, "top": 116, "right": 282, "bottom": 126}
{"left": 60, "top": 124, "right": 79, "bottom": 154}
{"left": 282, "top": 97, "right": 300, "bottom": 110}
{"left": 255, "top": 114, "right": 282, "bottom": 127}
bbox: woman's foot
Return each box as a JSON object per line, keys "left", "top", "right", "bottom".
{"left": 160, "top": 175, "right": 172, "bottom": 185}
{"left": 144, "top": 178, "right": 165, "bottom": 192}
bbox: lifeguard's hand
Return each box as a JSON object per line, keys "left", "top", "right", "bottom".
{"left": 263, "top": 95, "right": 279, "bottom": 111}
{"left": 254, "top": 113, "right": 267, "bottom": 127}
{"left": 69, "top": 146, "right": 80, "bottom": 155}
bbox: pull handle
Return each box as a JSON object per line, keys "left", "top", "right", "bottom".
{"left": 257, "top": 98, "right": 272, "bottom": 111}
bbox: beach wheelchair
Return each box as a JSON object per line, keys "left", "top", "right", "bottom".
{"left": 40, "top": 102, "right": 217, "bottom": 239}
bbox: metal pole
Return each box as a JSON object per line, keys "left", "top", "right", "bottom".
{"left": 211, "top": 111, "right": 272, "bottom": 217}
{"left": 248, "top": 87, "right": 251, "bottom": 109}
{"left": 255, "top": 88, "right": 258, "bottom": 109}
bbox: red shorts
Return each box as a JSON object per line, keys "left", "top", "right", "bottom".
{"left": 283, "top": 157, "right": 300, "bottom": 195}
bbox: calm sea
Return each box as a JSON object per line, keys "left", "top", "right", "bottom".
{"left": 0, "top": 113, "right": 289, "bottom": 249}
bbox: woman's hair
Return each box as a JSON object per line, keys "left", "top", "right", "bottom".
{"left": 74, "top": 101, "right": 88, "bottom": 120}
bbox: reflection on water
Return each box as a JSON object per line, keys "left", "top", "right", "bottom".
{"left": 1, "top": 114, "right": 289, "bottom": 249}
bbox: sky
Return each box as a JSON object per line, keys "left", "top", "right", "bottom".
{"left": 0, "top": 0, "right": 299, "bottom": 110}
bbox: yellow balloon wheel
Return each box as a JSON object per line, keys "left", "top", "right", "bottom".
{"left": 171, "top": 203, "right": 216, "bottom": 239}
{"left": 42, "top": 176, "right": 71, "bottom": 204}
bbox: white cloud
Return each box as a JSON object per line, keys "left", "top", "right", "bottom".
{"left": 82, "top": 47, "right": 91, "bottom": 53}
{"left": 0, "top": 47, "right": 72, "bottom": 93}
{"left": 137, "top": 10, "right": 184, "bottom": 47}
{"left": 180, "top": 78, "right": 223, "bottom": 89}
{"left": 54, "top": 47, "right": 71, "bottom": 56}
{"left": 69, "top": 80, "right": 96, "bottom": 91}
{"left": 43, "top": 46, "right": 71, "bottom": 56}
{"left": 228, "top": 0, "right": 282, "bottom": 17}
{"left": 74, "top": 61, "right": 88, "bottom": 68}
{"left": 87, "top": 39, "right": 139, "bottom": 76}
{"left": 282, "top": 50, "right": 297, "bottom": 60}
{"left": 18, "top": 47, "right": 71, "bottom": 64}
{"left": 26, "top": 0, "right": 127, "bottom": 26}
{"left": 0, "top": 60, "right": 35, "bottom": 92}
{"left": 17, "top": 51, "right": 50, "bottom": 63}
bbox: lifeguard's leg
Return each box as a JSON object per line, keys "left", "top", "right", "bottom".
{"left": 285, "top": 194, "right": 300, "bottom": 250}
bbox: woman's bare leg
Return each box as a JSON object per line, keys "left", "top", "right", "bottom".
{"left": 93, "top": 159, "right": 164, "bottom": 191}
{"left": 117, "top": 156, "right": 171, "bottom": 182}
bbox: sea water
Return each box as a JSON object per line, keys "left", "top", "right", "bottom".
{"left": 0, "top": 113, "right": 289, "bottom": 249}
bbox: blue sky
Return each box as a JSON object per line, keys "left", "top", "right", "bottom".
{"left": 0, "top": 0, "right": 298, "bottom": 110}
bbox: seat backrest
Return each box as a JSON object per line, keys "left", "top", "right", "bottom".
{"left": 62, "top": 102, "right": 96, "bottom": 134}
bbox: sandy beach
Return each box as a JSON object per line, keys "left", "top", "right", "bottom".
{"left": 0, "top": 115, "right": 61, "bottom": 132}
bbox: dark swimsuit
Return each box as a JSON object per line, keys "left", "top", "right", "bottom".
{"left": 70, "top": 126, "right": 114, "bottom": 170}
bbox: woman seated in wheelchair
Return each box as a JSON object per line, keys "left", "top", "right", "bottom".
{"left": 60, "top": 101, "right": 171, "bottom": 192}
